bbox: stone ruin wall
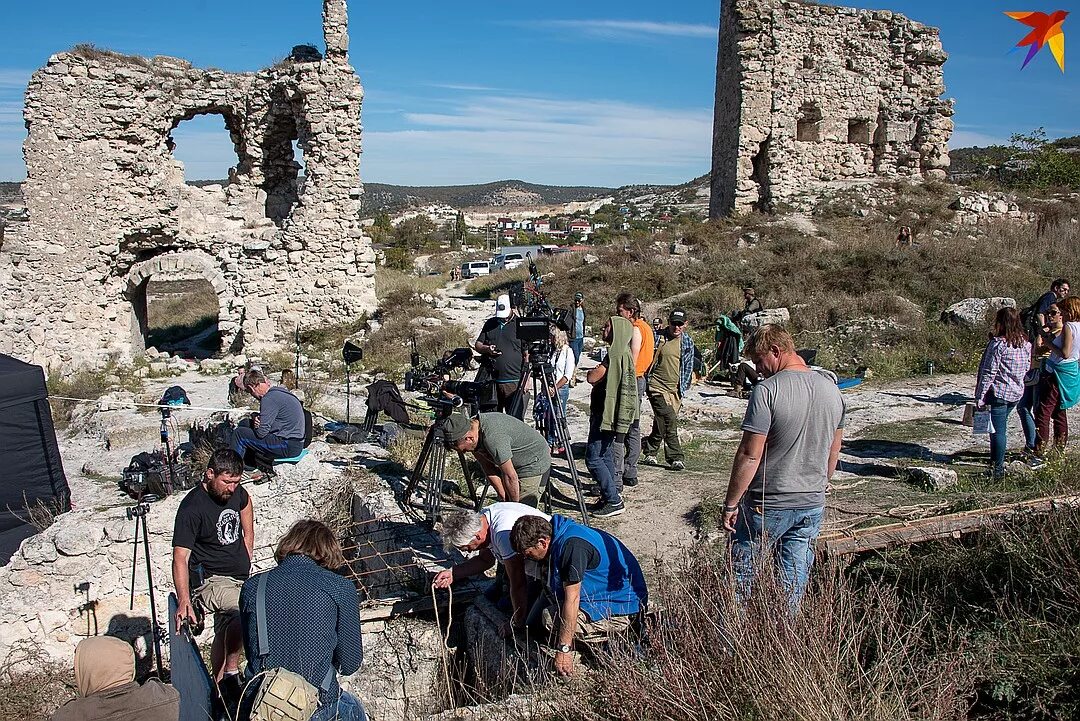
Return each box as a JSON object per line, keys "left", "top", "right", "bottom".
{"left": 0, "top": 0, "right": 376, "bottom": 374}
{"left": 711, "top": 0, "right": 954, "bottom": 216}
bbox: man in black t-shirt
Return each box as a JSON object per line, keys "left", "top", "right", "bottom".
{"left": 172, "top": 449, "right": 253, "bottom": 688}
{"left": 474, "top": 293, "right": 529, "bottom": 419}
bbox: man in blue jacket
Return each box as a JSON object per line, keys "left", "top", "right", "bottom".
{"left": 510, "top": 514, "right": 647, "bottom": 677}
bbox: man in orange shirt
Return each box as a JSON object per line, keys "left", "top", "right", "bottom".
{"left": 613, "top": 292, "right": 654, "bottom": 489}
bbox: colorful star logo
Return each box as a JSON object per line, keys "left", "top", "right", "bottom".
{"left": 1005, "top": 11, "right": 1068, "bottom": 72}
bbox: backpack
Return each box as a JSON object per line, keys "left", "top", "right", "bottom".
{"left": 1020, "top": 296, "right": 1046, "bottom": 336}
{"left": 245, "top": 573, "right": 334, "bottom": 721}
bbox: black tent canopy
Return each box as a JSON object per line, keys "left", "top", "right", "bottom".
{"left": 0, "top": 354, "right": 70, "bottom": 564}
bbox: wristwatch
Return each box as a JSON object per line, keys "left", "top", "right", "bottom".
{"left": 723, "top": 504, "right": 739, "bottom": 513}
{"left": 556, "top": 643, "right": 572, "bottom": 654}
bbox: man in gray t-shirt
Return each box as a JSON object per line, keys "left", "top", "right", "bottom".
{"left": 444, "top": 412, "right": 552, "bottom": 507}
{"left": 721, "top": 325, "right": 845, "bottom": 608}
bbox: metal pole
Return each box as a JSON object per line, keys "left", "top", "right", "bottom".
{"left": 139, "top": 511, "right": 165, "bottom": 680}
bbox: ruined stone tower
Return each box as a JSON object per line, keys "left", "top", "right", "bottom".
{"left": 0, "top": 1, "right": 375, "bottom": 373}
{"left": 710, "top": 0, "right": 954, "bottom": 217}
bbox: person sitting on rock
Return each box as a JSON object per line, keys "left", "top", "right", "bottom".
{"left": 172, "top": 449, "right": 252, "bottom": 704}
{"left": 239, "top": 520, "right": 365, "bottom": 721}
{"left": 443, "top": 411, "right": 551, "bottom": 506}
{"left": 510, "top": 514, "right": 647, "bottom": 678}
{"left": 432, "top": 502, "right": 550, "bottom": 634}
{"left": 732, "top": 287, "right": 764, "bottom": 323}
{"left": 50, "top": 636, "right": 180, "bottom": 721}
{"left": 231, "top": 368, "right": 306, "bottom": 462}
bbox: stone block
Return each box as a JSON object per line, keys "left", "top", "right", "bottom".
{"left": 909, "top": 466, "right": 958, "bottom": 491}
{"left": 54, "top": 524, "right": 104, "bottom": 557}
{"left": 940, "top": 297, "right": 1015, "bottom": 329}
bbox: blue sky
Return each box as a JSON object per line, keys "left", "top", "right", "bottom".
{"left": 0, "top": 0, "right": 1076, "bottom": 186}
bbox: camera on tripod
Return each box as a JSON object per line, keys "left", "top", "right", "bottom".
{"left": 405, "top": 345, "right": 485, "bottom": 415}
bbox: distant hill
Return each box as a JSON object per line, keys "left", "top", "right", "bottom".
{"left": 0, "top": 182, "right": 22, "bottom": 205}
{"left": 360, "top": 180, "right": 615, "bottom": 216}
{"left": 949, "top": 135, "right": 1080, "bottom": 179}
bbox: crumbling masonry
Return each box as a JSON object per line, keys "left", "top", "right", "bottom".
{"left": 710, "top": 0, "right": 954, "bottom": 217}
{"left": 0, "top": 0, "right": 376, "bottom": 373}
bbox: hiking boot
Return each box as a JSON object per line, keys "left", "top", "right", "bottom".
{"left": 640, "top": 454, "right": 659, "bottom": 466}
{"left": 622, "top": 476, "right": 639, "bottom": 487}
{"left": 670, "top": 460, "right": 686, "bottom": 471}
{"left": 590, "top": 501, "right": 626, "bottom": 519}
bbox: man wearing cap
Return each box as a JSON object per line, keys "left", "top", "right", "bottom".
{"left": 444, "top": 412, "right": 552, "bottom": 506}
{"left": 475, "top": 294, "right": 528, "bottom": 420}
{"left": 567, "top": 292, "right": 586, "bottom": 365}
{"left": 733, "top": 287, "right": 764, "bottom": 323}
{"left": 641, "top": 309, "right": 697, "bottom": 471}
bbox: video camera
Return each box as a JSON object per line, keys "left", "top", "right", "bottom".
{"left": 404, "top": 344, "right": 484, "bottom": 414}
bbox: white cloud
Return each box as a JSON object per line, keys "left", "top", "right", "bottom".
{"left": 522, "top": 19, "right": 717, "bottom": 41}
{"left": 0, "top": 70, "right": 32, "bottom": 90}
{"left": 950, "top": 129, "right": 1006, "bottom": 148}
{"left": 362, "top": 94, "right": 712, "bottom": 185}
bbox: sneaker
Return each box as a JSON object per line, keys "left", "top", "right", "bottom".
{"left": 590, "top": 501, "right": 626, "bottom": 518}
{"left": 640, "top": 455, "right": 659, "bottom": 466}
{"left": 241, "top": 467, "right": 265, "bottom": 483}
{"left": 1025, "top": 456, "right": 1047, "bottom": 470}
{"left": 670, "top": 460, "right": 686, "bottom": 471}
{"left": 622, "top": 476, "right": 639, "bottom": 487}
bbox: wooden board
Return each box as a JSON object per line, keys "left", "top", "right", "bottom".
{"left": 818, "top": 494, "right": 1080, "bottom": 556}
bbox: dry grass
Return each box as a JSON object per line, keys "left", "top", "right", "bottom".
{"left": 547, "top": 544, "right": 972, "bottom": 721}
{"left": 0, "top": 643, "right": 73, "bottom": 721}
{"left": 144, "top": 279, "right": 219, "bottom": 352}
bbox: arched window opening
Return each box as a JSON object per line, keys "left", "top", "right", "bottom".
{"left": 140, "top": 277, "right": 221, "bottom": 359}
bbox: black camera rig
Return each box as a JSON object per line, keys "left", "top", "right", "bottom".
{"left": 404, "top": 344, "right": 483, "bottom": 415}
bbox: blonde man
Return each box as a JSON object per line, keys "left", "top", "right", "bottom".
{"left": 722, "top": 325, "right": 845, "bottom": 608}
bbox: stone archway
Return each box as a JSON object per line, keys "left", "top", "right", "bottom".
{"left": 125, "top": 251, "right": 242, "bottom": 355}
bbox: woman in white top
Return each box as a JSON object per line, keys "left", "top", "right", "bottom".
{"left": 539, "top": 328, "right": 575, "bottom": 454}
{"left": 1035, "top": 295, "right": 1080, "bottom": 455}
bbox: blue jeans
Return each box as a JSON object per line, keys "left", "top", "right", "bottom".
{"left": 731, "top": 504, "right": 824, "bottom": 610}
{"left": 557, "top": 385, "right": 569, "bottom": 415}
{"left": 1017, "top": 384, "right": 1038, "bottom": 451}
{"left": 989, "top": 397, "right": 1017, "bottom": 476}
{"left": 585, "top": 416, "right": 622, "bottom": 506}
{"left": 311, "top": 690, "right": 367, "bottom": 721}
{"left": 569, "top": 338, "right": 584, "bottom": 364}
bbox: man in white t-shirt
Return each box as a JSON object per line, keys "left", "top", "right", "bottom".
{"left": 432, "top": 502, "right": 550, "bottom": 633}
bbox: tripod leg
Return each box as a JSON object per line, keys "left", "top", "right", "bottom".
{"left": 140, "top": 516, "right": 165, "bottom": 680}
{"left": 429, "top": 441, "right": 446, "bottom": 525}
{"left": 458, "top": 451, "right": 483, "bottom": 511}
{"left": 129, "top": 514, "right": 140, "bottom": 610}
{"left": 404, "top": 426, "right": 438, "bottom": 502}
{"left": 542, "top": 366, "right": 591, "bottom": 525}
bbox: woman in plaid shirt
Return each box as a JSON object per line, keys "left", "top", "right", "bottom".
{"left": 975, "top": 307, "right": 1032, "bottom": 478}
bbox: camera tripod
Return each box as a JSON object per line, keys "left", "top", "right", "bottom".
{"left": 403, "top": 405, "right": 489, "bottom": 527}
{"left": 128, "top": 496, "right": 165, "bottom": 679}
{"left": 518, "top": 351, "right": 590, "bottom": 525}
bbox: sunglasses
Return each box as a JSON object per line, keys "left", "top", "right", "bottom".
{"left": 1048, "top": 310, "right": 1062, "bottom": 316}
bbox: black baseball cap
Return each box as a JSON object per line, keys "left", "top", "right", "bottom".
{"left": 443, "top": 412, "right": 473, "bottom": 444}
{"left": 669, "top": 309, "right": 687, "bottom": 326}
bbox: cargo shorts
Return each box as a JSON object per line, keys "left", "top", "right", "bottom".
{"left": 193, "top": 575, "right": 244, "bottom": 635}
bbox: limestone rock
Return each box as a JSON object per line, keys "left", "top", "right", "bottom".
{"left": 909, "top": 466, "right": 958, "bottom": 491}
{"left": 940, "top": 297, "right": 1016, "bottom": 328}
{"left": 53, "top": 523, "right": 104, "bottom": 557}
{"left": 742, "top": 308, "right": 791, "bottom": 328}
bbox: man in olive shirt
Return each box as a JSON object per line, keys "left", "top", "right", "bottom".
{"left": 641, "top": 309, "right": 696, "bottom": 471}
{"left": 444, "top": 411, "right": 551, "bottom": 506}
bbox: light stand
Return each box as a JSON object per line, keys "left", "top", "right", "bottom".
{"left": 127, "top": 496, "right": 165, "bottom": 679}
{"left": 342, "top": 341, "right": 364, "bottom": 425}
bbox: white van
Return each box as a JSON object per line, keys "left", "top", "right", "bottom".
{"left": 493, "top": 252, "right": 526, "bottom": 271}
{"left": 460, "top": 261, "right": 490, "bottom": 279}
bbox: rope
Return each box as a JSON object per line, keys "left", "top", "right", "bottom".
{"left": 49, "top": 395, "right": 239, "bottom": 413}
{"left": 431, "top": 582, "right": 456, "bottom": 703}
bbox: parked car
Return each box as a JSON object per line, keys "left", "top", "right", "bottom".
{"left": 492, "top": 252, "right": 526, "bottom": 271}
{"left": 460, "top": 261, "right": 491, "bottom": 279}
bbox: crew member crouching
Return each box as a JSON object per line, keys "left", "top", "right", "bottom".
{"left": 510, "top": 514, "right": 648, "bottom": 677}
